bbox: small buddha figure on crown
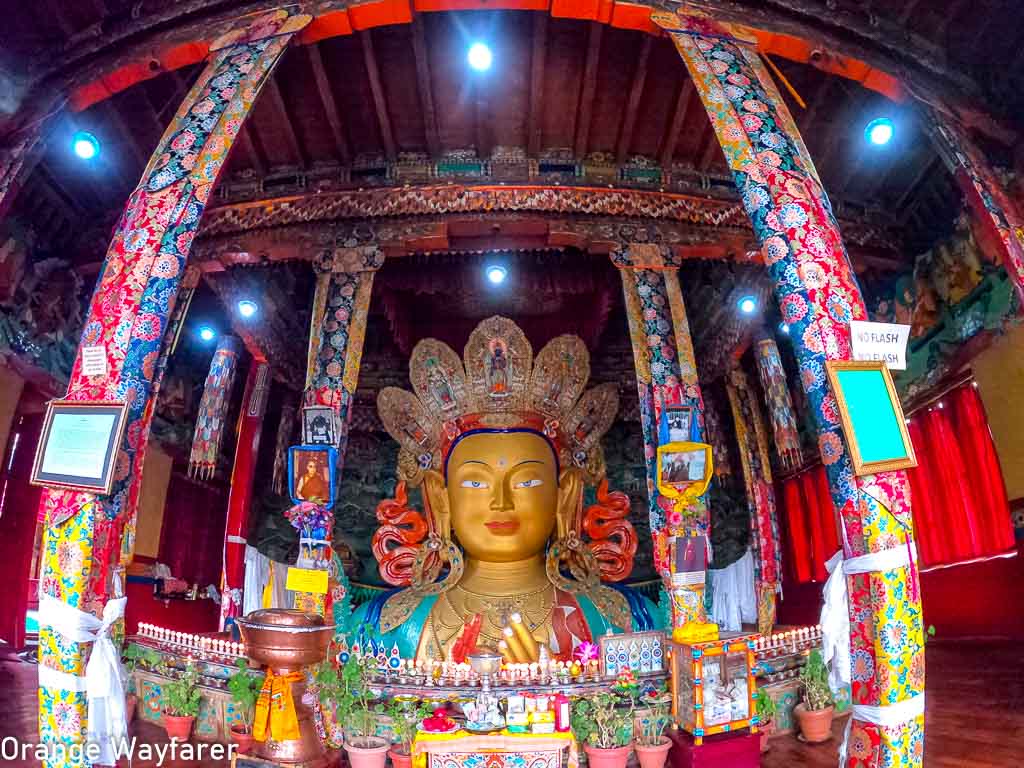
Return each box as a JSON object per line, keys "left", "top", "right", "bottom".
{"left": 345, "top": 317, "right": 659, "bottom": 662}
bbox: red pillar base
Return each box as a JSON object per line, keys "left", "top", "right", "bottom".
{"left": 667, "top": 728, "right": 760, "bottom": 768}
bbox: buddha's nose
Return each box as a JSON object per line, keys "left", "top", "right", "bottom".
{"left": 490, "top": 477, "right": 513, "bottom": 511}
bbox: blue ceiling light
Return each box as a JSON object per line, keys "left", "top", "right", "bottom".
{"left": 865, "top": 117, "right": 894, "bottom": 146}
{"left": 468, "top": 42, "right": 493, "bottom": 72}
{"left": 198, "top": 325, "right": 216, "bottom": 342}
{"left": 237, "top": 299, "right": 258, "bottom": 318}
{"left": 72, "top": 131, "right": 100, "bottom": 160}
{"left": 485, "top": 264, "right": 508, "bottom": 285}
{"left": 779, "top": 322, "right": 790, "bottom": 335}
{"left": 738, "top": 295, "right": 758, "bottom": 315}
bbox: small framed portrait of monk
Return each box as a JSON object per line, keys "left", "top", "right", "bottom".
{"left": 288, "top": 445, "right": 337, "bottom": 507}
{"left": 656, "top": 441, "right": 713, "bottom": 499}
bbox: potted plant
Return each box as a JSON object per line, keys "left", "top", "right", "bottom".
{"left": 317, "top": 654, "right": 388, "bottom": 768}
{"left": 571, "top": 691, "right": 634, "bottom": 768}
{"left": 162, "top": 662, "right": 202, "bottom": 742}
{"left": 226, "top": 659, "right": 261, "bottom": 755}
{"left": 755, "top": 690, "right": 777, "bottom": 753}
{"left": 632, "top": 687, "right": 673, "bottom": 768}
{"left": 794, "top": 649, "right": 834, "bottom": 743}
{"left": 122, "top": 643, "right": 160, "bottom": 724}
{"left": 385, "top": 698, "right": 430, "bottom": 768}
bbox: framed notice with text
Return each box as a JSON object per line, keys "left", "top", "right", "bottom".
{"left": 30, "top": 400, "right": 129, "bottom": 494}
{"left": 825, "top": 360, "right": 916, "bottom": 475}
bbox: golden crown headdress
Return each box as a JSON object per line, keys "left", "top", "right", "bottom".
{"left": 378, "top": 316, "right": 619, "bottom": 486}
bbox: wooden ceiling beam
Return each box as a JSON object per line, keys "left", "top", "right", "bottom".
{"left": 361, "top": 29, "right": 397, "bottom": 162}
{"left": 237, "top": 123, "right": 267, "bottom": 177}
{"left": 527, "top": 14, "right": 548, "bottom": 158}
{"left": 660, "top": 79, "right": 694, "bottom": 169}
{"left": 895, "top": 154, "right": 940, "bottom": 212}
{"left": 797, "top": 77, "right": 833, "bottom": 135}
{"left": 307, "top": 44, "right": 351, "bottom": 165}
{"left": 104, "top": 101, "right": 149, "bottom": 180}
{"left": 263, "top": 75, "right": 305, "bottom": 168}
{"left": 475, "top": 83, "right": 491, "bottom": 161}
{"left": 410, "top": 12, "right": 441, "bottom": 158}
{"left": 697, "top": 126, "right": 722, "bottom": 173}
{"left": 616, "top": 36, "right": 652, "bottom": 165}
{"left": 574, "top": 22, "right": 603, "bottom": 159}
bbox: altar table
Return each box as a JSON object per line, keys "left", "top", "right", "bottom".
{"left": 412, "top": 729, "right": 578, "bottom": 768}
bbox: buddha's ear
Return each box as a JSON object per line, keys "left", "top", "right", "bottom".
{"left": 555, "top": 467, "right": 585, "bottom": 541}
{"left": 422, "top": 469, "right": 451, "bottom": 541}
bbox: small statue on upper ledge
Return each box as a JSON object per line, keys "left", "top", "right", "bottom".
{"left": 344, "top": 316, "right": 659, "bottom": 662}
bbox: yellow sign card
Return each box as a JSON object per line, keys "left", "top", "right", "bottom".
{"left": 286, "top": 567, "right": 328, "bottom": 594}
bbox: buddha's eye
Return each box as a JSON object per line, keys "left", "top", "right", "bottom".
{"left": 514, "top": 478, "right": 543, "bottom": 489}
{"left": 460, "top": 479, "right": 489, "bottom": 489}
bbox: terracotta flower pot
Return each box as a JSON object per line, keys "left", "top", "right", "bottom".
{"left": 583, "top": 743, "right": 633, "bottom": 768}
{"left": 345, "top": 737, "right": 390, "bottom": 768}
{"left": 388, "top": 747, "right": 413, "bottom": 768}
{"left": 794, "top": 704, "right": 834, "bottom": 743}
{"left": 163, "top": 713, "right": 195, "bottom": 742}
{"left": 634, "top": 738, "right": 671, "bottom": 768}
{"left": 759, "top": 720, "right": 774, "bottom": 753}
{"left": 125, "top": 694, "right": 138, "bottom": 725}
{"left": 230, "top": 725, "right": 255, "bottom": 755}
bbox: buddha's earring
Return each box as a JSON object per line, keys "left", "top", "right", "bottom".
{"left": 411, "top": 532, "right": 463, "bottom": 595}
{"left": 545, "top": 528, "right": 601, "bottom": 595}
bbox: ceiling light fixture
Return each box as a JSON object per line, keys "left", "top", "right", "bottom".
{"left": 198, "top": 326, "right": 216, "bottom": 342}
{"left": 72, "top": 131, "right": 100, "bottom": 160}
{"left": 865, "top": 117, "right": 894, "bottom": 146}
{"left": 779, "top": 323, "right": 790, "bottom": 335}
{"left": 237, "top": 299, "right": 258, "bottom": 318}
{"left": 468, "top": 42, "right": 493, "bottom": 72}
{"left": 738, "top": 295, "right": 757, "bottom": 315}
{"left": 485, "top": 265, "right": 508, "bottom": 285}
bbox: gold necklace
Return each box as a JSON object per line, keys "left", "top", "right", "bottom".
{"left": 432, "top": 585, "right": 555, "bottom": 650}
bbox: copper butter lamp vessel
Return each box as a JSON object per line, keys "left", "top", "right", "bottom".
{"left": 237, "top": 609, "right": 335, "bottom": 768}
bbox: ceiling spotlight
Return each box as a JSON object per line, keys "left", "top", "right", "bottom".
{"left": 468, "top": 42, "right": 493, "bottom": 72}
{"left": 865, "top": 117, "right": 894, "bottom": 146}
{"left": 738, "top": 295, "right": 757, "bottom": 315}
{"left": 237, "top": 299, "right": 258, "bottom": 318}
{"left": 198, "top": 325, "right": 216, "bottom": 342}
{"left": 485, "top": 265, "right": 508, "bottom": 285}
{"left": 779, "top": 323, "right": 790, "bottom": 335}
{"left": 72, "top": 131, "right": 100, "bottom": 160}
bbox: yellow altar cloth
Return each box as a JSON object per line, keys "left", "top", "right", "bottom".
{"left": 412, "top": 729, "right": 578, "bottom": 768}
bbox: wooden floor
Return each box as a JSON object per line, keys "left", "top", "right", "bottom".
{"left": 0, "top": 641, "right": 1020, "bottom": 766}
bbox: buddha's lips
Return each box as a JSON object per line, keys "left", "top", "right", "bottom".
{"left": 485, "top": 519, "right": 520, "bottom": 534}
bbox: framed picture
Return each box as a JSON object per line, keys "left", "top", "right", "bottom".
{"left": 657, "top": 441, "right": 713, "bottom": 498}
{"left": 30, "top": 400, "right": 128, "bottom": 495}
{"left": 666, "top": 406, "right": 693, "bottom": 443}
{"left": 825, "top": 360, "right": 917, "bottom": 475}
{"left": 302, "top": 405, "right": 338, "bottom": 447}
{"left": 288, "top": 445, "right": 337, "bottom": 507}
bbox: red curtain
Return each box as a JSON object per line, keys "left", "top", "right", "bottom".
{"left": 158, "top": 473, "right": 229, "bottom": 587}
{"left": 907, "top": 383, "right": 1015, "bottom": 568}
{"left": 780, "top": 464, "right": 840, "bottom": 583}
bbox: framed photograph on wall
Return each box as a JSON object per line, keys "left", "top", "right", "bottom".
{"left": 30, "top": 400, "right": 129, "bottom": 495}
{"left": 302, "top": 405, "right": 338, "bottom": 447}
{"left": 825, "top": 360, "right": 916, "bottom": 475}
{"left": 288, "top": 444, "right": 337, "bottom": 507}
{"left": 665, "top": 405, "right": 693, "bottom": 443}
{"left": 656, "top": 441, "right": 714, "bottom": 498}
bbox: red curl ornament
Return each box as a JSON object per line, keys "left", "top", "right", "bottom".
{"left": 372, "top": 481, "right": 429, "bottom": 586}
{"left": 583, "top": 479, "right": 637, "bottom": 582}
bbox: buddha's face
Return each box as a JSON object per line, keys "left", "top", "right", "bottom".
{"left": 444, "top": 431, "right": 558, "bottom": 563}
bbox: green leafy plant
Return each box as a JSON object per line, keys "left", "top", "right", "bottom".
{"left": 571, "top": 692, "right": 634, "bottom": 749}
{"left": 316, "top": 645, "right": 383, "bottom": 747}
{"left": 755, "top": 690, "right": 777, "bottom": 725}
{"left": 633, "top": 686, "right": 672, "bottom": 747}
{"left": 122, "top": 643, "right": 161, "bottom": 694}
{"left": 227, "top": 659, "right": 262, "bottom": 733}
{"left": 799, "top": 649, "right": 834, "bottom": 712}
{"left": 386, "top": 698, "right": 430, "bottom": 755}
{"left": 163, "top": 662, "right": 202, "bottom": 718}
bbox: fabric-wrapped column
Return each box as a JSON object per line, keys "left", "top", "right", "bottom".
{"left": 654, "top": 11, "right": 925, "bottom": 768}
{"left": 219, "top": 360, "right": 271, "bottom": 628}
{"left": 612, "top": 244, "right": 711, "bottom": 629}
{"left": 753, "top": 336, "right": 802, "bottom": 471}
{"left": 188, "top": 336, "right": 243, "bottom": 479}
{"left": 34, "top": 12, "right": 310, "bottom": 766}
{"left": 725, "top": 365, "right": 781, "bottom": 634}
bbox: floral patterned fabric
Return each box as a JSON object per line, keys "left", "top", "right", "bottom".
{"left": 753, "top": 337, "right": 802, "bottom": 470}
{"left": 654, "top": 10, "right": 924, "bottom": 767}
{"left": 36, "top": 13, "right": 308, "bottom": 766}
{"left": 188, "top": 335, "right": 241, "bottom": 478}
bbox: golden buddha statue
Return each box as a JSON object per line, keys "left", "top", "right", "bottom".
{"left": 343, "top": 317, "right": 659, "bottom": 661}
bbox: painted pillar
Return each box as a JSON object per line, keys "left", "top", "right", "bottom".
{"left": 219, "top": 360, "right": 271, "bottom": 629}
{"left": 924, "top": 111, "right": 1024, "bottom": 308}
{"left": 753, "top": 335, "right": 802, "bottom": 471}
{"left": 725, "top": 364, "right": 781, "bottom": 634}
{"left": 654, "top": 10, "right": 924, "bottom": 768}
{"left": 612, "top": 243, "right": 711, "bottom": 629}
{"left": 188, "top": 335, "right": 243, "bottom": 479}
{"left": 35, "top": 11, "right": 310, "bottom": 766}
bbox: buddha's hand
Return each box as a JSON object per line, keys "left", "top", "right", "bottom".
{"left": 499, "top": 613, "right": 542, "bottom": 663}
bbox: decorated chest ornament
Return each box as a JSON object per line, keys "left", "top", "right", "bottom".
{"left": 377, "top": 315, "right": 619, "bottom": 487}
